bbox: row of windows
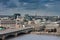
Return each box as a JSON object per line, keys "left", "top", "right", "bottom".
{"left": 1, "top": 23, "right": 16, "bottom": 24}
{"left": 1, "top": 23, "right": 21, "bottom": 24}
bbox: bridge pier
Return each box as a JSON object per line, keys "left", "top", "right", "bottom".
{"left": 15, "top": 33, "right": 18, "bottom": 37}
{"left": 25, "top": 30, "right": 29, "bottom": 34}
{"left": 2, "top": 35, "right": 5, "bottom": 40}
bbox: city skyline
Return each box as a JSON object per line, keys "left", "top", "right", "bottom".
{"left": 0, "top": 0, "right": 60, "bottom": 16}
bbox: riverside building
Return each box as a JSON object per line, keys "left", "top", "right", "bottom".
{"left": 0, "top": 14, "right": 24, "bottom": 29}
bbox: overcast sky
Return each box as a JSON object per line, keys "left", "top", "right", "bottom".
{"left": 0, "top": 0, "right": 60, "bottom": 16}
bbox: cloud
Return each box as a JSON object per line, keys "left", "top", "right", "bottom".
{"left": 0, "top": 0, "right": 9, "bottom": 5}
{"left": 0, "top": 0, "right": 60, "bottom": 16}
{"left": 18, "top": 0, "right": 39, "bottom": 3}
{"left": 0, "top": 0, "right": 59, "bottom": 9}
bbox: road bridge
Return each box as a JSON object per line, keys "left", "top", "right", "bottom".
{"left": 0, "top": 27, "right": 33, "bottom": 40}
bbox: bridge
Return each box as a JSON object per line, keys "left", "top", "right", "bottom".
{"left": 0, "top": 27, "right": 33, "bottom": 40}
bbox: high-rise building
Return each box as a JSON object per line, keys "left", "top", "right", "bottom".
{"left": 14, "top": 13, "right": 21, "bottom": 19}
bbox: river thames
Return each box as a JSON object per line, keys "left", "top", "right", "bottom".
{"left": 7, "top": 34, "right": 60, "bottom": 40}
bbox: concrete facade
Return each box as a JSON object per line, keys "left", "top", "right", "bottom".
{"left": 0, "top": 18, "right": 23, "bottom": 28}
{"left": 45, "top": 23, "right": 59, "bottom": 32}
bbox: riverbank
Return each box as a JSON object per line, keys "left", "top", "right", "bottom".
{"left": 30, "top": 32, "right": 60, "bottom": 36}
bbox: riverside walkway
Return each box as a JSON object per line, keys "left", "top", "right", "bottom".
{"left": 0, "top": 27, "right": 33, "bottom": 40}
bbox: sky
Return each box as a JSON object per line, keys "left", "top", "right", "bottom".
{"left": 0, "top": 0, "right": 60, "bottom": 16}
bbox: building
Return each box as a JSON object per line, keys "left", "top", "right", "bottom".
{"left": 0, "top": 14, "right": 23, "bottom": 28}
{"left": 14, "top": 13, "right": 21, "bottom": 19}
{"left": 57, "top": 27, "right": 60, "bottom": 33}
{"left": 0, "top": 19, "right": 24, "bottom": 29}
{"left": 34, "top": 19, "right": 41, "bottom": 24}
{"left": 24, "top": 14, "right": 33, "bottom": 21}
{"left": 0, "top": 19, "right": 16, "bottom": 28}
{"left": 45, "top": 22, "right": 59, "bottom": 32}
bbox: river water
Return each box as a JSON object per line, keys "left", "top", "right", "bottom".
{"left": 7, "top": 34, "right": 60, "bottom": 40}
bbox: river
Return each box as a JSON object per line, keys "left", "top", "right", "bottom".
{"left": 7, "top": 34, "right": 60, "bottom": 40}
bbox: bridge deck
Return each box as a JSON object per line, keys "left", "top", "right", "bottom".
{"left": 0, "top": 27, "right": 33, "bottom": 40}
{"left": 0, "top": 27, "right": 32, "bottom": 35}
